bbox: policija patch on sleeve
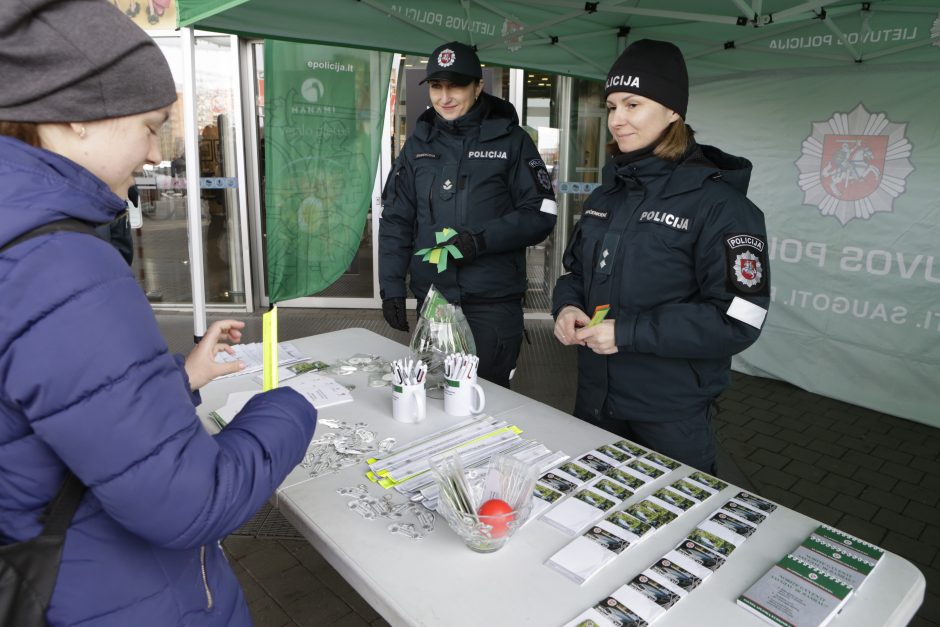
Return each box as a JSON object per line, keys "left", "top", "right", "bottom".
{"left": 528, "top": 158, "right": 554, "bottom": 196}
{"left": 724, "top": 233, "right": 768, "bottom": 296}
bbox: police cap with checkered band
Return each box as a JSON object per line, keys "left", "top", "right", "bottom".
{"left": 420, "top": 41, "right": 482, "bottom": 86}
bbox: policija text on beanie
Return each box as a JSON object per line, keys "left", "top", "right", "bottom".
{"left": 604, "top": 39, "right": 689, "bottom": 119}
{"left": 0, "top": 0, "right": 177, "bottom": 123}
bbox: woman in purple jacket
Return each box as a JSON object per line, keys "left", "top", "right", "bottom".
{"left": 0, "top": 1, "right": 317, "bottom": 625}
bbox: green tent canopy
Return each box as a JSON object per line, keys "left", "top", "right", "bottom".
{"left": 177, "top": 0, "right": 940, "bottom": 82}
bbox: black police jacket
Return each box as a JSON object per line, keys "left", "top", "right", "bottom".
{"left": 379, "top": 92, "right": 556, "bottom": 304}
{"left": 553, "top": 142, "right": 771, "bottom": 423}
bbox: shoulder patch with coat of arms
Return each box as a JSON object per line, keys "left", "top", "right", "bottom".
{"left": 527, "top": 158, "right": 554, "bottom": 196}
{"left": 724, "top": 233, "right": 768, "bottom": 296}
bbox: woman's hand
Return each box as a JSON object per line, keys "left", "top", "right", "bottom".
{"left": 184, "top": 319, "right": 246, "bottom": 390}
{"left": 574, "top": 320, "right": 619, "bottom": 355}
{"left": 554, "top": 305, "right": 590, "bottom": 346}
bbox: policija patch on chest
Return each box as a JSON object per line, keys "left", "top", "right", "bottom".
{"left": 725, "top": 233, "right": 769, "bottom": 295}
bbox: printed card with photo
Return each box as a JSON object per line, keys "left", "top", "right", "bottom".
{"left": 605, "top": 467, "right": 650, "bottom": 491}
{"left": 722, "top": 500, "right": 767, "bottom": 525}
{"left": 595, "top": 593, "right": 651, "bottom": 627}
{"left": 643, "top": 452, "right": 681, "bottom": 472}
{"left": 624, "top": 499, "right": 678, "bottom": 530}
{"left": 557, "top": 461, "right": 600, "bottom": 485}
{"left": 708, "top": 510, "right": 757, "bottom": 539}
{"left": 650, "top": 488, "right": 697, "bottom": 513}
{"left": 625, "top": 458, "right": 666, "bottom": 481}
{"left": 530, "top": 483, "right": 565, "bottom": 520}
{"left": 610, "top": 584, "right": 662, "bottom": 624}
{"left": 542, "top": 488, "right": 617, "bottom": 535}
{"left": 647, "top": 557, "right": 703, "bottom": 596}
{"left": 688, "top": 526, "right": 739, "bottom": 557}
{"left": 590, "top": 477, "right": 634, "bottom": 502}
{"left": 669, "top": 478, "right": 714, "bottom": 503}
{"left": 628, "top": 572, "right": 681, "bottom": 612}
{"left": 687, "top": 471, "right": 728, "bottom": 492}
{"left": 577, "top": 453, "right": 614, "bottom": 474}
{"left": 597, "top": 443, "right": 633, "bottom": 465}
{"left": 604, "top": 511, "right": 653, "bottom": 542}
{"left": 733, "top": 490, "right": 778, "bottom": 513}
{"left": 662, "top": 547, "right": 718, "bottom": 581}
{"left": 539, "top": 471, "right": 579, "bottom": 495}
{"left": 674, "top": 538, "right": 727, "bottom": 572}
{"left": 534, "top": 482, "right": 565, "bottom": 504}
{"left": 612, "top": 440, "right": 650, "bottom": 458}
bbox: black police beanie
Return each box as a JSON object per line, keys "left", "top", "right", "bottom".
{"left": 421, "top": 42, "right": 482, "bottom": 86}
{"left": 604, "top": 39, "right": 688, "bottom": 119}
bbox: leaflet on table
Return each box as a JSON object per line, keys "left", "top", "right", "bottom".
{"left": 214, "top": 341, "right": 305, "bottom": 379}
{"left": 673, "top": 537, "right": 727, "bottom": 573}
{"left": 283, "top": 372, "right": 353, "bottom": 409}
{"left": 791, "top": 535, "right": 875, "bottom": 590}
{"left": 737, "top": 554, "right": 853, "bottom": 627}
{"left": 611, "top": 580, "right": 670, "bottom": 623}
{"left": 685, "top": 470, "right": 729, "bottom": 493}
{"left": 542, "top": 484, "right": 622, "bottom": 535}
{"left": 702, "top": 509, "right": 757, "bottom": 541}
{"left": 546, "top": 511, "right": 651, "bottom": 584}
{"left": 809, "top": 525, "right": 884, "bottom": 564}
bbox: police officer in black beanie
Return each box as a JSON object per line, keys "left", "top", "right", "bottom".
{"left": 552, "top": 39, "right": 771, "bottom": 472}
{"left": 379, "top": 41, "right": 557, "bottom": 388}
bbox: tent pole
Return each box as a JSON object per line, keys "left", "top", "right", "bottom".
{"left": 182, "top": 26, "right": 208, "bottom": 343}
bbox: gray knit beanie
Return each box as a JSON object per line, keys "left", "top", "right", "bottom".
{"left": 0, "top": 0, "right": 177, "bottom": 122}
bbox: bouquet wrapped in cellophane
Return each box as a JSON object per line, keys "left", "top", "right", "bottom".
{"left": 410, "top": 285, "right": 476, "bottom": 392}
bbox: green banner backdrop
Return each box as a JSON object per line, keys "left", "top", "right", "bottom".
{"left": 692, "top": 63, "right": 940, "bottom": 427}
{"left": 264, "top": 42, "right": 391, "bottom": 302}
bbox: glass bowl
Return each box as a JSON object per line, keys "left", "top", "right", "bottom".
{"left": 437, "top": 498, "right": 533, "bottom": 553}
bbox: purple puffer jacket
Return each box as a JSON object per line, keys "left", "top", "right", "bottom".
{"left": 0, "top": 136, "right": 317, "bottom": 626}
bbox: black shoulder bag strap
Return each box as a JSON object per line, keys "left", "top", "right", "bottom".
{"left": 1, "top": 218, "right": 94, "bottom": 626}
{"left": 0, "top": 218, "right": 99, "bottom": 254}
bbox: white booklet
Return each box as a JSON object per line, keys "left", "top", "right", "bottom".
{"left": 737, "top": 554, "right": 853, "bottom": 627}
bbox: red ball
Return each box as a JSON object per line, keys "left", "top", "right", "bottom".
{"left": 477, "top": 498, "right": 515, "bottom": 538}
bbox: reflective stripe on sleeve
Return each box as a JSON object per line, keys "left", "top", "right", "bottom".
{"left": 540, "top": 199, "right": 558, "bottom": 215}
{"left": 727, "top": 296, "right": 767, "bottom": 329}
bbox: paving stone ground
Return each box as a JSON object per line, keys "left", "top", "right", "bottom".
{"left": 157, "top": 310, "right": 938, "bottom": 626}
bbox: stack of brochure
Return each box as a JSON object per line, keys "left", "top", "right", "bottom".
{"left": 737, "top": 524, "right": 883, "bottom": 627}
{"left": 542, "top": 441, "right": 730, "bottom": 586}
{"left": 562, "top": 490, "right": 778, "bottom": 626}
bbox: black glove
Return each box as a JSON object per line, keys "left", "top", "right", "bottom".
{"left": 451, "top": 231, "right": 484, "bottom": 266}
{"left": 382, "top": 298, "right": 409, "bottom": 332}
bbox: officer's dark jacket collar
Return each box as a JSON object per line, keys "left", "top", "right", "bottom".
{"left": 414, "top": 92, "right": 519, "bottom": 142}
{"left": 601, "top": 141, "right": 753, "bottom": 198}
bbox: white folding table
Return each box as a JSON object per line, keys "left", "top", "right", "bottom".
{"left": 198, "top": 328, "right": 925, "bottom": 627}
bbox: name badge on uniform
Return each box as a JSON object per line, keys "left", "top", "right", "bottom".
{"left": 597, "top": 233, "right": 620, "bottom": 275}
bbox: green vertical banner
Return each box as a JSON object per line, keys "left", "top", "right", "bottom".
{"left": 265, "top": 41, "right": 392, "bottom": 302}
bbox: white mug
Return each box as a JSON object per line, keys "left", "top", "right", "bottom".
{"left": 443, "top": 376, "right": 485, "bottom": 416}
{"left": 391, "top": 382, "right": 427, "bottom": 423}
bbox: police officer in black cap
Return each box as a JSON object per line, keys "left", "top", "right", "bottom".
{"left": 553, "top": 39, "right": 770, "bottom": 472}
{"left": 379, "top": 41, "right": 557, "bottom": 387}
